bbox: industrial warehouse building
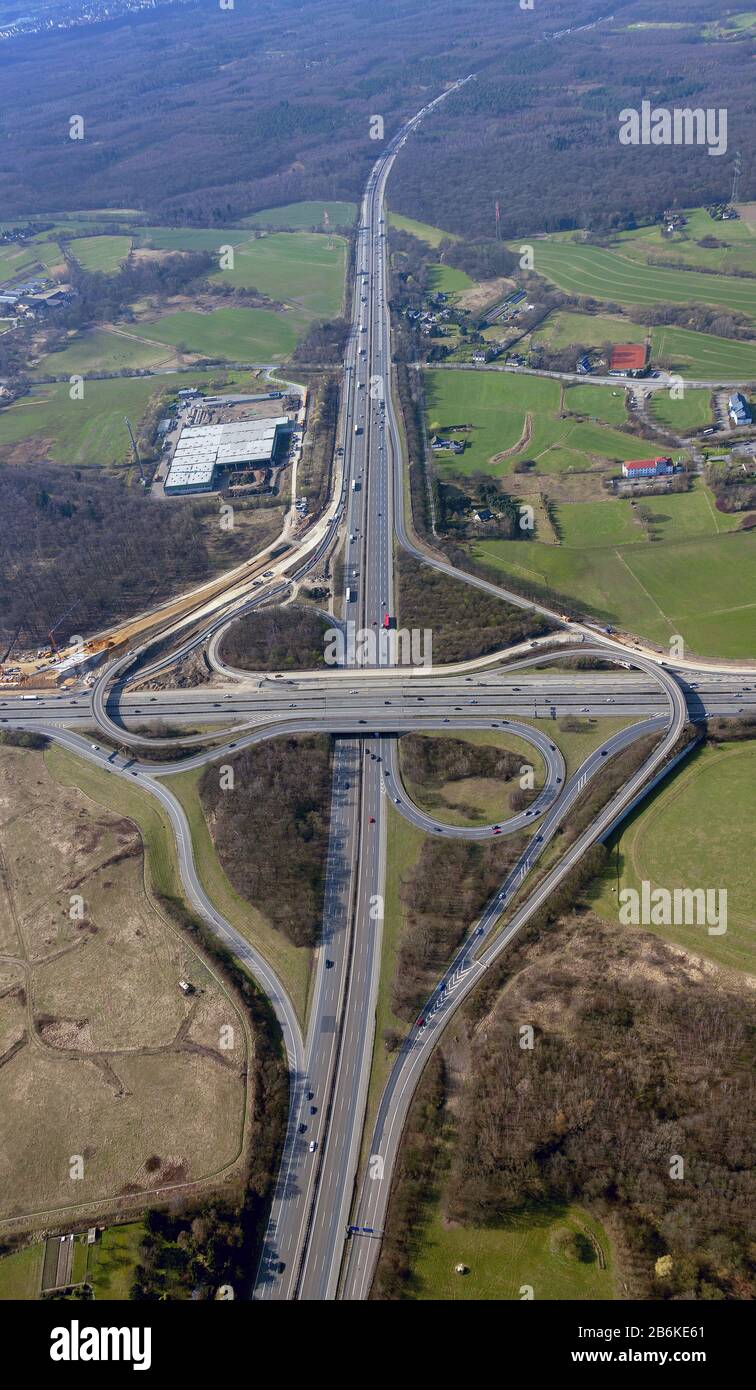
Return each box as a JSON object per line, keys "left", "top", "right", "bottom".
{"left": 164, "top": 417, "right": 291, "bottom": 495}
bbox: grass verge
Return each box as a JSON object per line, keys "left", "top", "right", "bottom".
{"left": 408, "top": 1202, "right": 614, "bottom": 1300}
{"left": 160, "top": 766, "right": 311, "bottom": 1025}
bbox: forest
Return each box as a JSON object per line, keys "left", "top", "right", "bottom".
{"left": 445, "top": 910, "right": 755, "bottom": 1300}
{"left": 218, "top": 605, "right": 330, "bottom": 673}
{"left": 198, "top": 735, "right": 333, "bottom": 949}
{"left": 389, "top": 833, "right": 526, "bottom": 1025}
{"left": 389, "top": 2, "right": 756, "bottom": 238}
{"left": 56, "top": 251, "right": 215, "bottom": 332}
{"left": 400, "top": 732, "right": 523, "bottom": 790}
{"left": 0, "top": 463, "right": 260, "bottom": 647}
{"left": 375, "top": 840, "right": 755, "bottom": 1301}
{"left": 0, "top": 1, "right": 752, "bottom": 241}
{"left": 397, "top": 552, "right": 554, "bottom": 662}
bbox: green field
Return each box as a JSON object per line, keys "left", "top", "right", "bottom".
{"left": 100, "top": 226, "right": 345, "bottom": 360}
{"left": 68, "top": 235, "right": 132, "bottom": 273}
{"left": 649, "top": 324, "right": 756, "bottom": 378}
{"left": 563, "top": 382, "right": 629, "bottom": 426}
{"left": 517, "top": 237, "right": 756, "bottom": 324}
{"left": 530, "top": 309, "right": 648, "bottom": 352}
{"left": 138, "top": 226, "right": 251, "bottom": 252}
{"left": 556, "top": 487, "right": 738, "bottom": 548}
{"left": 32, "top": 240, "right": 65, "bottom": 273}
{"left": 363, "top": 805, "right": 426, "bottom": 1131}
{"left": 33, "top": 327, "right": 175, "bottom": 376}
{"left": 0, "top": 1243, "right": 43, "bottom": 1299}
{"left": 518, "top": 714, "right": 643, "bottom": 780}
{"left": 626, "top": 20, "right": 690, "bottom": 29}
{"left": 590, "top": 742, "right": 756, "bottom": 972}
{"left": 210, "top": 230, "right": 346, "bottom": 318}
{"left": 530, "top": 308, "right": 756, "bottom": 377}
{"left": 614, "top": 206, "right": 756, "bottom": 277}
{"left": 649, "top": 388, "right": 713, "bottom": 431}
{"left": 427, "top": 263, "right": 473, "bottom": 296}
{"left": 0, "top": 376, "right": 167, "bottom": 464}
{"left": 703, "top": 12, "right": 756, "bottom": 40}
{"left": 425, "top": 369, "right": 647, "bottom": 476}
{"left": 473, "top": 517, "right": 756, "bottom": 659}
{"left": 44, "top": 208, "right": 142, "bottom": 220}
{"left": 388, "top": 211, "right": 458, "bottom": 246}
{"left": 557, "top": 499, "right": 643, "bottom": 548}
{"left": 137, "top": 306, "right": 302, "bottom": 362}
{"left": 0, "top": 367, "right": 261, "bottom": 465}
{"left": 408, "top": 1203, "right": 614, "bottom": 1300}
{"left": 241, "top": 200, "right": 357, "bottom": 229}
{"left": 0, "top": 242, "right": 47, "bottom": 282}
{"left": 0, "top": 1224, "right": 151, "bottom": 1300}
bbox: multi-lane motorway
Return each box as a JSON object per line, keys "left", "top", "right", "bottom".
{"left": 6, "top": 667, "right": 754, "bottom": 735}
{"left": 3, "top": 81, "right": 754, "bottom": 1303}
{"left": 266, "top": 93, "right": 456, "bottom": 1299}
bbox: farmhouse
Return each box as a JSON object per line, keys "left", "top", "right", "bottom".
{"left": 609, "top": 343, "right": 649, "bottom": 377}
{"left": 430, "top": 434, "right": 464, "bottom": 454}
{"left": 621, "top": 456, "right": 674, "bottom": 479}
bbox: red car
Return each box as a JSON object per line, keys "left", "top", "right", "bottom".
{"left": 416, "top": 1017, "right": 425, "bottom": 1028}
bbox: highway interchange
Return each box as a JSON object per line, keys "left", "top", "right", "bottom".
{"left": 3, "top": 84, "right": 754, "bottom": 1302}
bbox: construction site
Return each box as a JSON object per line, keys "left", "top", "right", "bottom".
{"left": 0, "top": 382, "right": 316, "bottom": 692}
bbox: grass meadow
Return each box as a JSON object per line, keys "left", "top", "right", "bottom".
{"left": 589, "top": 741, "right": 756, "bottom": 972}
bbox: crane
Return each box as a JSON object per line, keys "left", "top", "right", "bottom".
{"left": 1, "top": 625, "right": 21, "bottom": 666}
{"left": 47, "top": 601, "right": 80, "bottom": 654}
{"left": 125, "top": 417, "right": 146, "bottom": 483}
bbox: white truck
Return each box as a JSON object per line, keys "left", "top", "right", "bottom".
{"left": 346, "top": 587, "right": 357, "bottom": 602}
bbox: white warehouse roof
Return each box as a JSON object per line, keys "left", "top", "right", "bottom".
{"left": 171, "top": 417, "right": 289, "bottom": 470}
{"left": 164, "top": 417, "right": 290, "bottom": 493}
{"left": 164, "top": 459, "right": 216, "bottom": 491}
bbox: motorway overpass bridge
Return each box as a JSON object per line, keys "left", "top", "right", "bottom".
{"left": 3, "top": 75, "right": 752, "bottom": 1302}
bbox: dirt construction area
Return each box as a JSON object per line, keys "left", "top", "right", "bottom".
{"left": 0, "top": 744, "right": 249, "bottom": 1229}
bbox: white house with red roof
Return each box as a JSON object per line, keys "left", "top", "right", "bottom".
{"left": 621, "top": 456, "right": 674, "bottom": 479}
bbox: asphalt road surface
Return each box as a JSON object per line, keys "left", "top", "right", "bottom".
{"left": 2, "top": 80, "right": 751, "bottom": 1303}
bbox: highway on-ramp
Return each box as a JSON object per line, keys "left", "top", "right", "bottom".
{"left": 341, "top": 659, "right": 687, "bottom": 1299}
{"left": 4, "top": 80, "right": 748, "bottom": 1305}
